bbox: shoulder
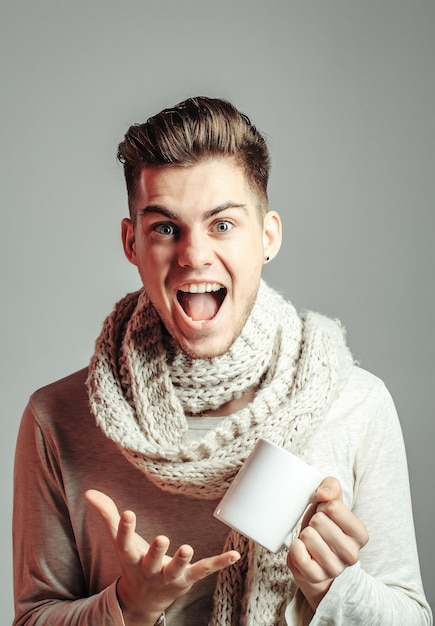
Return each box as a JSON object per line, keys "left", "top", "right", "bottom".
{"left": 28, "top": 367, "right": 90, "bottom": 426}
{"left": 335, "top": 365, "right": 394, "bottom": 415}
{"left": 30, "top": 367, "right": 89, "bottom": 403}
{"left": 313, "top": 365, "right": 401, "bottom": 459}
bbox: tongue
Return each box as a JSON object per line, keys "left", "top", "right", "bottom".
{"left": 179, "top": 292, "right": 219, "bottom": 321}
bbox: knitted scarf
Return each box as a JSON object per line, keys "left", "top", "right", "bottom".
{"left": 87, "top": 280, "right": 354, "bottom": 625}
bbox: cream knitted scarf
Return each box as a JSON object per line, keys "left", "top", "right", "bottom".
{"left": 87, "top": 280, "right": 354, "bottom": 625}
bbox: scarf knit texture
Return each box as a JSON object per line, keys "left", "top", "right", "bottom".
{"left": 87, "top": 280, "right": 354, "bottom": 625}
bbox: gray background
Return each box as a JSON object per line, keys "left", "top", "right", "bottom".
{"left": 1, "top": 0, "right": 433, "bottom": 620}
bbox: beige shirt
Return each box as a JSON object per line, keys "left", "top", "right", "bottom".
{"left": 13, "top": 367, "right": 432, "bottom": 625}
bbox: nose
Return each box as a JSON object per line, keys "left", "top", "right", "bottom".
{"left": 177, "top": 231, "right": 213, "bottom": 269}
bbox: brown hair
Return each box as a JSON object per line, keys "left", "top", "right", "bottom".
{"left": 117, "top": 96, "right": 270, "bottom": 218}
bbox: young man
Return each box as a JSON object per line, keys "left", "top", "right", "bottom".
{"left": 13, "top": 97, "right": 432, "bottom": 625}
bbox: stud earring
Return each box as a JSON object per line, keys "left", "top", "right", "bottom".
{"left": 264, "top": 255, "right": 270, "bottom": 262}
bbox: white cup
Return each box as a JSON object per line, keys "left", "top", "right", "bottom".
{"left": 213, "top": 438, "right": 324, "bottom": 553}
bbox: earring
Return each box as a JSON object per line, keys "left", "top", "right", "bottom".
{"left": 264, "top": 255, "right": 270, "bottom": 262}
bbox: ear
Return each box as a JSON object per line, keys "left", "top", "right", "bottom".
{"left": 121, "top": 218, "right": 138, "bottom": 266}
{"left": 262, "top": 210, "right": 282, "bottom": 263}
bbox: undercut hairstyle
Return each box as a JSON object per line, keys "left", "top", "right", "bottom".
{"left": 117, "top": 96, "right": 270, "bottom": 220}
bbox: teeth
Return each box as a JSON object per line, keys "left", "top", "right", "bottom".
{"left": 179, "top": 283, "right": 223, "bottom": 294}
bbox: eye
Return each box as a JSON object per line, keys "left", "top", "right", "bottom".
{"left": 154, "top": 223, "right": 177, "bottom": 236}
{"left": 214, "top": 220, "right": 232, "bottom": 233}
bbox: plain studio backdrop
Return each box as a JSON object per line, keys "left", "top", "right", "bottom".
{"left": 1, "top": 1, "right": 434, "bottom": 620}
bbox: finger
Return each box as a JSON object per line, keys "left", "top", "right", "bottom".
{"left": 315, "top": 477, "right": 342, "bottom": 503}
{"left": 142, "top": 535, "right": 171, "bottom": 575}
{"left": 164, "top": 544, "right": 194, "bottom": 581}
{"left": 300, "top": 476, "right": 342, "bottom": 529}
{"left": 314, "top": 501, "right": 369, "bottom": 547}
{"left": 300, "top": 523, "right": 346, "bottom": 579}
{"left": 309, "top": 511, "right": 365, "bottom": 566}
{"left": 185, "top": 550, "right": 240, "bottom": 585}
{"left": 116, "top": 509, "right": 145, "bottom": 566}
{"left": 287, "top": 537, "right": 329, "bottom": 583}
{"left": 85, "top": 489, "right": 121, "bottom": 540}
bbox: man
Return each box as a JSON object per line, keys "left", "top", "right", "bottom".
{"left": 13, "top": 97, "right": 432, "bottom": 625}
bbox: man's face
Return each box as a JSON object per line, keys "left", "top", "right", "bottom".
{"left": 122, "top": 158, "right": 281, "bottom": 359}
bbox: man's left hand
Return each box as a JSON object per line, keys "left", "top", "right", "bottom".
{"left": 286, "top": 477, "right": 369, "bottom": 610}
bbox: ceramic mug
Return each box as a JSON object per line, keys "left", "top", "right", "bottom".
{"left": 214, "top": 438, "right": 324, "bottom": 553}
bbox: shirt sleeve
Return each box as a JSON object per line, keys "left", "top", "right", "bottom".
{"left": 285, "top": 376, "right": 433, "bottom": 626}
{"left": 13, "top": 402, "right": 125, "bottom": 626}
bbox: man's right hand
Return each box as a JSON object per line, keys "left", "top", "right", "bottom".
{"left": 85, "top": 489, "right": 240, "bottom": 626}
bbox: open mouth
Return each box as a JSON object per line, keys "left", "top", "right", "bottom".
{"left": 177, "top": 283, "right": 227, "bottom": 322}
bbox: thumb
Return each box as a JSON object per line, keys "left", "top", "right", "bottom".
{"left": 316, "top": 476, "right": 342, "bottom": 503}
{"left": 85, "top": 489, "right": 122, "bottom": 540}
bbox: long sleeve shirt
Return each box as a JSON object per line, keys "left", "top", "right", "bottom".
{"left": 13, "top": 366, "right": 432, "bottom": 625}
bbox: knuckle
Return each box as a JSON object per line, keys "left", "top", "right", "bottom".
{"left": 338, "top": 534, "right": 363, "bottom": 565}
{"left": 321, "top": 498, "right": 340, "bottom": 515}
{"left": 308, "top": 511, "right": 326, "bottom": 530}
{"left": 340, "top": 542, "right": 360, "bottom": 565}
{"left": 201, "top": 566, "right": 214, "bottom": 578}
{"left": 299, "top": 525, "right": 317, "bottom": 542}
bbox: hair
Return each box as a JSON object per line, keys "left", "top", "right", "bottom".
{"left": 117, "top": 96, "right": 270, "bottom": 219}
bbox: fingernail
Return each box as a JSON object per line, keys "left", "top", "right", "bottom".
{"left": 320, "top": 486, "right": 332, "bottom": 496}
{"left": 122, "top": 511, "right": 135, "bottom": 524}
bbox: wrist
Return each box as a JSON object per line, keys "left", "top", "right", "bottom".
{"left": 296, "top": 578, "right": 333, "bottom": 610}
{"left": 116, "top": 577, "right": 165, "bottom": 626}
{"left": 120, "top": 607, "right": 164, "bottom": 626}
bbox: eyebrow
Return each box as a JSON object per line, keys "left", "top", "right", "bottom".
{"left": 138, "top": 202, "right": 248, "bottom": 221}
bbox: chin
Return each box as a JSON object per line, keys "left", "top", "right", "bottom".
{"left": 178, "top": 335, "right": 234, "bottom": 360}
